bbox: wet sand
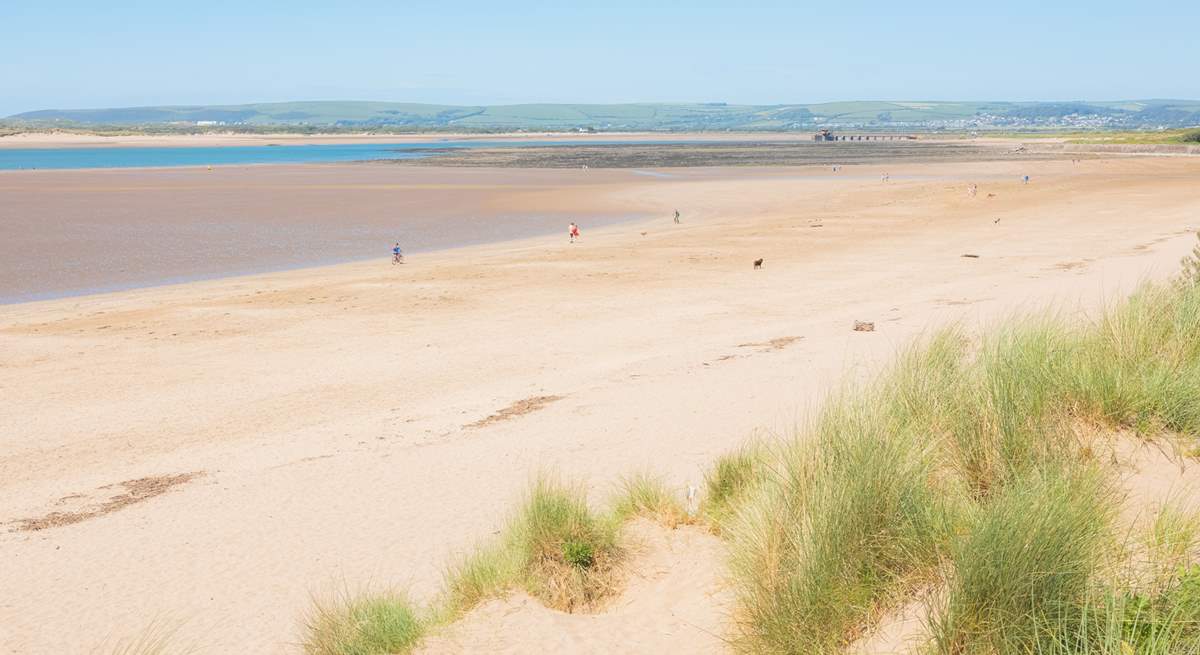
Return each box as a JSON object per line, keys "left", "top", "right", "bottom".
{"left": 0, "top": 166, "right": 645, "bottom": 302}
{"left": 385, "top": 139, "right": 1048, "bottom": 168}
{"left": 0, "top": 140, "right": 1040, "bottom": 303}
{"left": 2, "top": 155, "right": 1200, "bottom": 652}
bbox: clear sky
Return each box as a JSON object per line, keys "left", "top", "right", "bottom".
{"left": 3, "top": 0, "right": 1197, "bottom": 116}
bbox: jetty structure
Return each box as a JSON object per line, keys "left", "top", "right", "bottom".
{"left": 812, "top": 129, "right": 917, "bottom": 141}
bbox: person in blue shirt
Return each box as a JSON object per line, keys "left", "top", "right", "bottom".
{"left": 392, "top": 243, "right": 404, "bottom": 264}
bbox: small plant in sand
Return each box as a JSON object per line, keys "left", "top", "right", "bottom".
{"left": 700, "top": 442, "right": 768, "bottom": 532}
{"left": 507, "top": 477, "right": 623, "bottom": 612}
{"left": 302, "top": 590, "right": 424, "bottom": 655}
{"left": 1178, "top": 232, "right": 1200, "bottom": 289}
{"left": 444, "top": 476, "right": 623, "bottom": 616}
{"left": 99, "top": 622, "right": 192, "bottom": 655}
{"left": 612, "top": 472, "right": 691, "bottom": 528}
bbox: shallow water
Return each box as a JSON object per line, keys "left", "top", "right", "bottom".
{"left": 0, "top": 165, "right": 642, "bottom": 303}
{"left": 0, "top": 139, "right": 682, "bottom": 171}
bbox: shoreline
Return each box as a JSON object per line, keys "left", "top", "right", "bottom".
{"left": 1, "top": 208, "right": 652, "bottom": 306}
{"left": 0, "top": 164, "right": 663, "bottom": 304}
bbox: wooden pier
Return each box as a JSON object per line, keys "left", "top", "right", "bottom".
{"left": 812, "top": 130, "right": 917, "bottom": 142}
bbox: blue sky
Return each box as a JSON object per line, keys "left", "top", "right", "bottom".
{"left": 3, "top": 0, "right": 1197, "bottom": 116}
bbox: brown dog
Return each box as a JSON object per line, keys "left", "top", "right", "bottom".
{"left": 753, "top": 258, "right": 764, "bottom": 269}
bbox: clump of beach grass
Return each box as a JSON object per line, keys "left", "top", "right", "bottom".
{"left": 1066, "top": 282, "right": 1200, "bottom": 438}
{"left": 1147, "top": 503, "right": 1200, "bottom": 583}
{"left": 723, "top": 278, "right": 1200, "bottom": 653}
{"left": 700, "top": 441, "right": 770, "bottom": 531}
{"left": 444, "top": 476, "right": 623, "bottom": 615}
{"left": 302, "top": 590, "right": 425, "bottom": 655}
{"left": 930, "top": 465, "right": 1115, "bottom": 653}
{"left": 726, "top": 361, "right": 963, "bottom": 651}
{"left": 612, "top": 472, "right": 691, "bottom": 528}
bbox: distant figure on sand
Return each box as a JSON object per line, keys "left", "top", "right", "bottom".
{"left": 673, "top": 209, "right": 681, "bottom": 224}
{"left": 392, "top": 243, "right": 404, "bottom": 264}
{"left": 882, "top": 172, "right": 890, "bottom": 183}
{"left": 569, "top": 222, "right": 580, "bottom": 243}
{"left": 1023, "top": 175, "right": 1030, "bottom": 184}
{"left": 968, "top": 183, "right": 978, "bottom": 197}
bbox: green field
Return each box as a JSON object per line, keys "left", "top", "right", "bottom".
{"left": 7, "top": 99, "right": 1200, "bottom": 132}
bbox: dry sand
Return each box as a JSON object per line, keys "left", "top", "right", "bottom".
{"left": 2, "top": 155, "right": 1200, "bottom": 653}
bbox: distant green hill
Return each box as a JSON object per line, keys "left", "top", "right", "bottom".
{"left": 8, "top": 99, "right": 1200, "bottom": 131}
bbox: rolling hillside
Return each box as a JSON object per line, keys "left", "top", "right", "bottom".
{"left": 8, "top": 99, "right": 1200, "bottom": 131}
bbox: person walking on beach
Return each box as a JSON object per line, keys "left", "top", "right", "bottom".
{"left": 1023, "top": 175, "right": 1030, "bottom": 184}
{"left": 392, "top": 243, "right": 404, "bottom": 264}
{"left": 673, "top": 209, "right": 681, "bottom": 224}
{"left": 569, "top": 222, "right": 580, "bottom": 243}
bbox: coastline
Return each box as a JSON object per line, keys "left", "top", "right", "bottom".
{"left": 0, "top": 164, "right": 660, "bottom": 303}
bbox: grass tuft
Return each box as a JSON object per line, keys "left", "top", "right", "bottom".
{"left": 701, "top": 442, "right": 769, "bottom": 531}
{"left": 302, "top": 591, "right": 424, "bottom": 655}
{"left": 508, "top": 477, "right": 623, "bottom": 612}
{"left": 612, "top": 472, "right": 691, "bottom": 528}
{"left": 443, "top": 476, "right": 623, "bottom": 615}
{"left": 725, "top": 279, "right": 1200, "bottom": 653}
{"left": 931, "top": 465, "right": 1114, "bottom": 653}
{"left": 727, "top": 366, "right": 960, "bottom": 651}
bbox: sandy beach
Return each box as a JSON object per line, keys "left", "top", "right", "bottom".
{"left": 2, "top": 154, "right": 1200, "bottom": 653}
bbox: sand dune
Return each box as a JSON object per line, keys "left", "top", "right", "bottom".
{"left": 2, "top": 155, "right": 1199, "bottom": 652}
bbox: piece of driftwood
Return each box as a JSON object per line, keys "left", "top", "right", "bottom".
{"left": 854, "top": 321, "right": 875, "bottom": 332}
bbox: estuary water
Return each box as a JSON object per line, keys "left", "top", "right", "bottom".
{"left": 0, "top": 139, "right": 674, "bottom": 170}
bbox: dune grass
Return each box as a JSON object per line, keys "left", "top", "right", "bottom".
{"left": 931, "top": 465, "right": 1115, "bottom": 653}
{"left": 725, "top": 335, "right": 968, "bottom": 652}
{"left": 612, "top": 472, "right": 691, "bottom": 528}
{"left": 720, "top": 276, "right": 1200, "bottom": 653}
{"left": 302, "top": 591, "right": 425, "bottom": 655}
{"left": 443, "top": 477, "right": 623, "bottom": 615}
{"left": 701, "top": 442, "right": 770, "bottom": 531}
{"left": 301, "top": 477, "right": 627, "bottom": 654}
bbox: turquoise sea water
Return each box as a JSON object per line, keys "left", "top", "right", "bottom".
{"left": 0, "top": 139, "right": 669, "bottom": 170}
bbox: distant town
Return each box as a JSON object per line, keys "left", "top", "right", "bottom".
{"left": 4, "top": 100, "right": 1199, "bottom": 133}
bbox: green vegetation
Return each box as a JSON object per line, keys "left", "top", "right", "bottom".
{"left": 303, "top": 476, "right": 650, "bottom": 654}
{"left": 7, "top": 99, "right": 1199, "bottom": 132}
{"left": 700, "top": 442, "right": 768, "bottom": 531}
{"left": 612, "top": 472, "right": 691, "bottom": 528}
{"left": 931, "top": 466, "right": 1114, "bottom": 653}
{"left": 491, "top": 477, "right": 623, "bottom": 612}
{"left": 720, "top": 273, "right": 1200, "bottom": 653}
{"left": 303, "top": 592, "right": 425, "bottom": 655}
{"left": 441, "top": 477, "right": 624, "bottom": 614}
